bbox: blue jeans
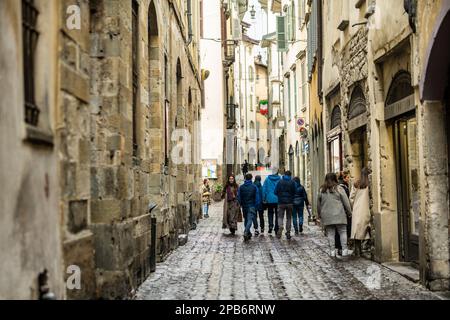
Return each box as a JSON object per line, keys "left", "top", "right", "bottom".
{"left": 203, "top": 203, "right": 209, "bottom": 216}
{"left": 242, "top": 207, "right": 257, "bottom": 236}
{"left": 293, "top": 205, "right": 304, "bottom": 231}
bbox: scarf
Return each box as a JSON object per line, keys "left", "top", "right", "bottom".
{"left": 226, "top": 185, "right": 237, "bottom": 201}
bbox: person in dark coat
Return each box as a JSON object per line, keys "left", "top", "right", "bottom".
{"left": 274, "top": 171, "right": 296, "bottom": 240}
{"left": 253, "top": 176, "right": 265, "bottom": 235}
{"left": 292, "top": 177, "right": 310, "bottom": 235}
{"left": 335, "top": 172, "right": 351, "bottom": 255}
{"left": 242, "top": 160, "right": 249, "bottom": 176}
{"left": 237, "top": 173, "right": 261, "bottom": 241}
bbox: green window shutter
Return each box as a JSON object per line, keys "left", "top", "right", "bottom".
{"left": 277, "top": 16, "right": 287, "bottom": 52}
{"left": 287, "top": 6, "right": 292, "bottom": 42}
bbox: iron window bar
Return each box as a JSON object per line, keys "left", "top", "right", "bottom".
{"left": 22, "top": 0, "right": 40, "bottom": 126}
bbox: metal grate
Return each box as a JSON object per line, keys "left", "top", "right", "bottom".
{"left": 22, "top": 0, "right": 40, "bottom": 126}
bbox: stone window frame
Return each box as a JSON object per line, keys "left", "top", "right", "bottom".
{"left": 386, "top": 71, "right": 414, "bottom": 106}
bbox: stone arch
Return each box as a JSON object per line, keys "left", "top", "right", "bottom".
{"left": 348, "top": 86, "right": 366, "bottom": 120}
{"left": 248, "top": 148, "right": 257, "bottom": 165}
{"left": 386, "top": 71, "right": 413, "bottom": 105}
{"left": 420, "top": 3, "right": 450, "bottom": 101}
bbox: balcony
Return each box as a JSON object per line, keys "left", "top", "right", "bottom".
{"left": 224, "top": 40, "right": 236, "bottom": 65}
{"left": 226, "top": 103, "right": 237, "bottom": 129}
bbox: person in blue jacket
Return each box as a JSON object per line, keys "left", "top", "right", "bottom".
{"left": 237, "top": 173, "right": 261, "bottom": 241}
{"left": 262, "top": 168, "right": 281, "bottom": 235}
{"left": 292, "top": 177, "right": 310, "bottom": 235}
{"left": 253, "top": 175, "right": 265, "bottom": 235}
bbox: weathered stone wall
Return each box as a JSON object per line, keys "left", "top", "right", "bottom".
{"left": 0, "top": 0, "right": 64, "bottom": 299}
{"left": 58, "top": 0, "right": 96, "bottom": 299}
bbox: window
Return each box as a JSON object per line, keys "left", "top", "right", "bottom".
{"left": 249, "top": 94, "right": 253, "bottom": 112}
{"left": 290, "top": 1, "right": 296, "bottom": 41}
{"left": 200, "top": 0, "right": 203, "bottom": 38}
{"left": 249, "top": 66, "right": 254, "bottom": 82}
{"left": 132, "top": 0, "right": 139, "bottom": 157}
{"left": 301, "top": 61, "right": 306, "bottom": 106}
{"left": 287, "top": 75, "right": 291, "bottom": 119}
{"left": 22, "top": 0, "right": 40, "bottom": 126}
{"left": 293, "top": 69, "right": 298, "bottom": 114}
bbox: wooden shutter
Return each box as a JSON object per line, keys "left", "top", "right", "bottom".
{"left": 277, "top": 16, "right": 287, "bottom": 52}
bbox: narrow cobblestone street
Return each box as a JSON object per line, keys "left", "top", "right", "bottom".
{"left": 135, "top": 202, "right": 442, "bottom": 300}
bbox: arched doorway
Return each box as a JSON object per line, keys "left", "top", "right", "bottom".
{"left": 328, "top": 105, "right": 343, "bottom": 173}
{"left": 348, "top": 86, "right": 368, "bottom": 177}
{"left": 385, "top": 71, "right": 418, "bottom": 263}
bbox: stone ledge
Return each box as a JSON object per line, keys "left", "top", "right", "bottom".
{"left": 382, "top": 262, "right": 420, "bottom": 283}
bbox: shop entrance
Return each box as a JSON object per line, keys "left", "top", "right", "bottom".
{"left": 394, "top": 116, "right": 419, "bottom": 263}
{"left": 385, "top": 71, "right": 418, "bottom": 263}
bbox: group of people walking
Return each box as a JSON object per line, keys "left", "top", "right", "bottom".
{"left": 221, "top": 168, "right": 310, "bottom": 241}
{"left": 202, "top": 167, "right": 371, "bottom": 258}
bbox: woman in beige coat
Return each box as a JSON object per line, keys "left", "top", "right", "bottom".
{"left": 350, "top": 168, "right": 371, "bottom": 256}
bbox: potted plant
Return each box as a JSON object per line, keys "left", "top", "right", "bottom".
{"left": 212, "top": 183, "right": 223, "bottom": 202}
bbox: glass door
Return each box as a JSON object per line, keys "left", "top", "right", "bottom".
{"left": 395, "top": 117, "right": 420, "bottom": 263}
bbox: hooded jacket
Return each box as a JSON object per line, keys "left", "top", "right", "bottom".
{"left": 237, "top": 180, "right": 261, "bottom": 209}
{"left": 274, "top": 176, "right": 296, "bottom": 205}
{"left": 293, "top": 181, "right": 310, "bottom": 207}
{"left": 254, "top": 180, "right": 264, "bottom": 210}
{"left": 262, "top": 174, "right": 281, "bottom": 204}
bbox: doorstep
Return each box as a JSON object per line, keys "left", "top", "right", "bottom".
{"left": 382, "top": 262, "right": 420, "bottom": 283}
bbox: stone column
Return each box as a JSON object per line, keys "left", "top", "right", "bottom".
{"left": 419, "top": 100, "right": 450, "bottom": 291}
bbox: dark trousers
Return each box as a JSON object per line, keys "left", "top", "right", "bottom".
{"left": 335, "top": 216, "right": 352, "bottom": 250}
{"left": 253, "top": 209, "right": 265, "bottom": 231}
{"left": 266, "top": 203, "right": 279, "bottom": 233}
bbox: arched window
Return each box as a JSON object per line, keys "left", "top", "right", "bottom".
{"left": 330, "top": 106, "right": 342, "bottom": 130}
{"left": 386, "top": 71, "right": 414, "bottom": 105}
{"left": 249, "top": 66, "right": 255, "bottom": 82}
{"left": 348, "top": 86, "right": 366, "bottom": 120}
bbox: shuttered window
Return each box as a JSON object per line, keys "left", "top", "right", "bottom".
{"left": 22, "top": 0, "right": 40, "bottom": 126}
{"left": 276, "top": 16, "right": 287, "bottom": 52}
{"left": 307, "top": 0, "right": 318, "bottom": 79}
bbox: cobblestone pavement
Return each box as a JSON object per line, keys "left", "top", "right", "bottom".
{"left": 135, "top": 202, "right": 443, "bottom": 300}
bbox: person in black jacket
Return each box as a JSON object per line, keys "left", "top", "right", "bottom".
{"left": 237, "top": 173, "right": 261, "bottom": 241}
{"left": 292, "top": 177, "right": 310, "bottom": 235}
{"left": 274, "top": 171, "right": 296, "bottom": 240}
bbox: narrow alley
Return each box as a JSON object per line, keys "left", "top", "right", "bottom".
{"left": 135, "top": 201, "right": 441, "bottom": 300}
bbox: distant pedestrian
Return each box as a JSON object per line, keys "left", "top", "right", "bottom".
{"left": 317, "top": 173, "right": 353, "bottom": 257}
{"left": 292, "top": 177, "right": 310, "bottom": 235}
{"left": 242, "top": 160, "right": 249, "bottom": 176}
{"left": 237, "top": 173, "right": 261, "bottom": 241}
{"left": 222, "top": 175, "right": 241, "bottom": 235}
{"left": 350, "top": 168, "right": 371, "bottom": 257}
{"left": 201, "top": 179, "right": 212, "bottom": 218}
{"left": 262, "top": 167, "right": 281, "bottom": 235}
{"left": 274, "top": 170, "right": 296, "bottom": 240}
{"left": 253, "top": 175, "right": 265, "bottom": 235}
{"left": 335, "top": 172, "right": 351, "bottom": 255}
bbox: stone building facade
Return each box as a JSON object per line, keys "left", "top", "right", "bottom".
{"left": 320, "top": 0, "right": 450, "bottom": 291}
{"left": 0, "top": 0, "right": 202, "bottom": 299}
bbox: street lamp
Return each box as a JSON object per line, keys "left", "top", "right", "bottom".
{"left": 250, "top": 5, "right": 256, "bottom": 19}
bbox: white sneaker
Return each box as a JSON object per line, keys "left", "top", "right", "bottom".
{"left": 330, "top": 250, "right": 337, "bottom": 257}
{"left": 342, "top": 249, "right": 353, "bottom": 257}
